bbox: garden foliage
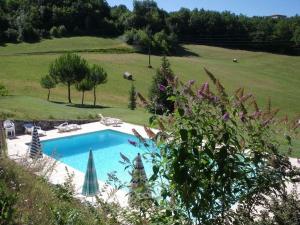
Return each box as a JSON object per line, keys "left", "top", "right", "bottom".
{"left": 121, "top": 67, "right": 300, "bottom": 224}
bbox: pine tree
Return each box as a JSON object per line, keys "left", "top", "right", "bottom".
{"left": 128, "top": 82, "right": 137, "bottom": 110}
{"left": 148, "top": 56, "right": 174, "bottom": 114}
{"left": 40, "top": 75, "right": 56, "bottom": 101}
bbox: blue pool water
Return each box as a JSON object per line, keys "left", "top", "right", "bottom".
{"left": 41, "top": 130, "right": 153, "bottom": 184}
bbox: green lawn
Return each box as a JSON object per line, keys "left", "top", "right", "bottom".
{"left": 0, "top": 36, "right": 299, "bottom": 154}
{"left": 0, "top": 36, "right": 132, "bottom": 55}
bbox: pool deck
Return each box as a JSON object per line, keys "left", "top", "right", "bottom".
{"left": 6, "top": 120, "right": 300, "bottom": 207}
{"left": 6, "top": 121, "right": 154, "bottom": 207}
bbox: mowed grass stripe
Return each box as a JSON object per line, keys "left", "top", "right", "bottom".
{"left": 0, "top": 37, "right": 299, "bottom": 118}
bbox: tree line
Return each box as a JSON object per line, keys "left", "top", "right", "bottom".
{"left": 0, "top": 0, "right": 299, "bottom": 54}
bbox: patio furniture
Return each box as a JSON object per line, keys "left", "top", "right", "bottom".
{"left": 98, "top": 114, "right": 122, "bottom": 127}
{"left": 54, "top": 122, "right": 69, "bottom": 132}
{"left": 24, "top": 123, "right": 46, "bottom": 136}
{"left": 3, "top": 120, "right": 15, "bottom": 138}
{"left": 55, "top": 122, "right": 81, "bottom": 132}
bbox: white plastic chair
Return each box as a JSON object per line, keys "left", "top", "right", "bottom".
{"left": 3, "top": 120, "right": 15, "bottom": 137}
{"left": 24, "top": 123, "right": 46, "bottom": 136}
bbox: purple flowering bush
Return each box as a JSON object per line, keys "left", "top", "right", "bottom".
{"left": 133, "top": 68, "right": 300, "bottom": 225}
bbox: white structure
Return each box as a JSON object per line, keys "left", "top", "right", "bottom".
{"left": 24, "top": 123, "right": 46, "bottom": 136}
{"left": 3, "top": 120, "right": 15, "bottom": 138}
{"left": 123, "top": 72, "right": 133, "bottom": 80}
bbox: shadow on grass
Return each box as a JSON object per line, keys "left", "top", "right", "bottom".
{"left": 174, "top": 45, "right": 200, "bottom": 57}
{"left": 66, "top": 104, "right": 111, "bottom": 109}
{"left": 49, "top": 100, "right": 66, "bottom": 105}
{"left": 135, "top": 45, "right": 200, "bottom": 58}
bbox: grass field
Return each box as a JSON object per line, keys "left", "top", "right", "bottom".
{"left": 0, "top": 36, "right": 131, "bottom": 55}
{"left": 0, "top": 36, "right": 299, "bottom": 154}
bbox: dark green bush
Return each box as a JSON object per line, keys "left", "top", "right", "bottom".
{"left": 50, "top": 26, "right": 59, "bottom": 38}
{"left": 148, "top": 56, "right": 174, "bottom": 114}
{"left": 58, "top": 25, "right": 67, "bottom": 37}
{"left": 0, "top": 182, "right": 17, "bottom": 224}
{"left": 0, "top": 83, "right": 8, "bottom": 96}
{"left": 19, "top": 24, "right": 40, "bottom": 42}
{"left": 5, "top": 28, "right": 18, "bottom": 42}
{"left": 52, "top": 184, "right": 74, "bottom": 202}
{"left": 128, "top": 82, "right": 137, "bottom": 110}
{"left": 50, "top": 205, "right": 82, "bottom": 225}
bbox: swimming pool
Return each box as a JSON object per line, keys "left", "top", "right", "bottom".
{"left": 41, "top": 130, "right": 153, "bottom": 184}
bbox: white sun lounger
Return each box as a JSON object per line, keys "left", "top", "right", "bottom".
{"left": 98, "top": 114, "right": 123, "bottom": 126}
{"left": 55, "top": 122, "right": 81, "bottom": 132}
{"left": 24, "top": 123, "right": 46, "bottom": 136}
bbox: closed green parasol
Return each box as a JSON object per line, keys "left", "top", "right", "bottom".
{"left": 129, "top": 153, "right": 151, "bottom": 206}
{"left": 82, "top": 149, "right": 99, "bottom": 197}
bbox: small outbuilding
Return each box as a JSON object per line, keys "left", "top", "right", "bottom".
{"left": 123, "top": 72, "right": 133, "bottom": 80}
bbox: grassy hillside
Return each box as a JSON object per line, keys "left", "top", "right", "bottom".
{"left": 0, "top": 157, "right": 119, "bottom": 225}
{"left": 0, "top": 36, "right": 132, "bottom": 55}
{"left": 0, "top": 36, "right": 299, "bottom": 123}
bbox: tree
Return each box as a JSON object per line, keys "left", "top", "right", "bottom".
{"left": 292, "top": 26, "right": 300, "bottom": 46}
{"left": 128, "top": 82, "right": 137, "bottom": 110}
{"left": 75, "top": 78, "right": 93, "bottom": 105}
{"left": 125, "top": 28, "right": 153, "bottom": 67}
{"left": 145, "top": 27, "right": 153, "bottom": 68}
{"left": 49, "top": 53, "right": 89, "bottom": 103}
{"left": 40, "top": 75, "right": 56, "bottom": 101}
{"left": 89, "top": 64, "right": 107, "bottom": 107}
{"left": 148, "top": 56, "right": 174, "bottom": 114}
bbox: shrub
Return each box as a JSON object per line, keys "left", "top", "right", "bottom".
{"left": 148, "top": 56, "right": 174, "bottom": 114}
{"left": 124, "top": 29, "right": 137, "bottom": 45}
{"left": 19, "top": 24, "right": 40, "bottom": 42}
{"left": 58, "top": 25, "right": 67, "bottom": 37}
{"left": 0, "top": 83, "right": 8, "bottom": 96}
{"left": 132, "top": 68, "right": 299, "bottom": 224}
{"left": 39, "top": 29, "right": 50, "bottom": 38}
{"left": 0, "top": 182, "right": 17, "bottom": 224}
{"left": 128, "top": 82, "right": 137, "bottom": 110}
{"left": 50, "top": 26, "right": 59, "bottom": 37}
{"left": 5, "top": 28, "right": 18, "bottom": 42}
{"left": 50, "top": 205, "right": 82, "bottom": 225}
{"left": 73, "top": 26, "right": 83, "bottom": 35}
{"left": 153, "top": 30, "right": 177, "bottom": 54}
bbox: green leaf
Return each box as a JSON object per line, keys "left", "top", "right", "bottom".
{"left": 120, "top": 153, "right": 130, "bottom": 164}
{"left": 167, "top": 96, "right": 176, "bottom": 101}
{"left": 178, "top": 108, "right": 185, "bottom": 116}
{"left": 166, "top": 209, "right": 172, "bottom": 217}
{"left": 285, "top": 134, "right": 292, "bottom": 145}
{"left": 153, "top": 165, "right": 159, "bottom": 175}
{"left": 179, "top": 129, "right": 188, "bottom": 141}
